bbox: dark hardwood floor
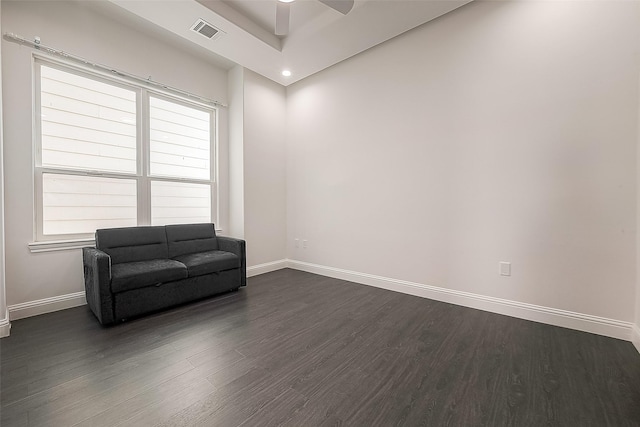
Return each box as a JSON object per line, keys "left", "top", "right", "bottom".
{"left": 1, "top": 269, "right": 640, "bottom": 426}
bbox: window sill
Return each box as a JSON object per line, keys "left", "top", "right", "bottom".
{"left": 28, "top": 239, "right": 95, "bottom": 253}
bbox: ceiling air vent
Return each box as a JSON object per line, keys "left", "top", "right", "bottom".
{"left": 190, "top": 19, "right": 221, "bottom": 40}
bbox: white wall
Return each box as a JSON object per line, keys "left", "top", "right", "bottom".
{"left": 226, "top": 66, "right": 287, "bottom": 268}
{"left": 635, "top": 69, "right": 640, "bottom": 352}
{"left": 2, "top": 1, "right": 229, "bottom": 311}
{"left": 242, "top": 69, "right": 287, "bottom": 267}
{"left": 228, "top": 65, "right": 245, "bottom": 239}
{"left": 287, "top": 0, "right": 640, "bottom": 322}
{"left": 0, "top": 0, "right": 10, "bottom": 337}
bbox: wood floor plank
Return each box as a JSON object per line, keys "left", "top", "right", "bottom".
{"left": 17, "top": 355, "right": 193, "bottom": 426}
{"left": 1, "top": 268, "right": 639, "bottom": 427}
{"left": 156, "top": 365, "right": 287, "bottom": 427}
{"left": 237, "top": 387, "right": 308, "bottom": 427}
{"left": 72, "top": 367, "right": 216, "bottom": 427}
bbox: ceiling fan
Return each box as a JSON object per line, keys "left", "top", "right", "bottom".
{"left": 275, "top": 0, "right": 355, "bottom": 36}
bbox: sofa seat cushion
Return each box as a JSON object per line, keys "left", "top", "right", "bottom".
{"left": 111, "top": 259, "right": 188, "bottom": 293}
{"left": 173, "top": 250, "right": 240, "bottom": 278}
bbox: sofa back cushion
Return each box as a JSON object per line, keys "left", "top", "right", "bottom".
{"left": 95, "top": 226, "right": 168, "bottom": 265}
{"left": 166, "top": 223, "right": 219, "bottom": 258}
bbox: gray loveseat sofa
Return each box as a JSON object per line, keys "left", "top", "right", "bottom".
{"left": 82, "top": 223, "right": 246, "bottom": 325}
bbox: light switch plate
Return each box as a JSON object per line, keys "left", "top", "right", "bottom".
{"left": 499, "top": 262, "right": 511, "bottom": 276}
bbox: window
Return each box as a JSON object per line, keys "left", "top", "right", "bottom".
{"left": 34, "top": 60, "right": 217, "bottom": 241}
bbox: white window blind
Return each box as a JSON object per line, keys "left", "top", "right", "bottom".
{"left": 149, "top": 96, "right": 210, "bottom": 180}
{"left": 35, "top": 60, "right": 217, "bottom": 242}
{"left": 40, "top": 66, "right": 137, "bottom": 174}
{"left": 42, "top": 174, "right": 137, "bottom": 235}
{"left": 151, "top": 181, "right": 211, "bottom": 226}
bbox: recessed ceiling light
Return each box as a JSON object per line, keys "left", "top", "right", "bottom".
{"left": 282, "top": 70, "right": 292, "bottom": 77}
{"left": 278, "top": 0, "right": 295, "bottom": 3}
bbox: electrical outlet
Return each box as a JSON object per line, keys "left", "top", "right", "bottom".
{"left": 499, "top": 262, "right": 511, "bottom": 277}
{"left": 294, "top": 238, "right": 299, "bottom": 248}
{"left": 303, "top": 240, "right": 308, "bottom": 249}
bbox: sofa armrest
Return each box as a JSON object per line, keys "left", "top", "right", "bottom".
{"left": 217, "top": 236, "right": 246, "bottom": 287}
{"left": 83, "top": 247, "right": 115, "bottom": 325}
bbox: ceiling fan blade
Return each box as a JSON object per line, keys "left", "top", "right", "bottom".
{"left": 275, "top": 2, "right": 290, "bottom": 36}
{"left": 317, "top": 0, "right": 354, "bottom": 15}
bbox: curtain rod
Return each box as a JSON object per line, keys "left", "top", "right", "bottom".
{"left": 3, "top": 32, "right": 227, "bottom": 108}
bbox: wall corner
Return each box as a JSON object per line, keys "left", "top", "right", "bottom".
{"left": 0, "top": 0, "right": 10, "bottom": 338}
{"left": 227, "top": 65, "right": 245, "bottom": 239}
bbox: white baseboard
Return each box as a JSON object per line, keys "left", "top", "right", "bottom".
{"left": 632, "top": 324, "right": 640, "bottom": 355}
{"left": 287, "top": 260, "right": 634, "bottom": 342}
{"left": 8, "top": 291, "right": 87, "bottom": 321}
{"left": 5, "top": 262, "right": 287, "bottom": 322}
{"left": 247, "top": 259, "right": 287, "bottom": 278}
{"left": 5, "top": 260, "right": 635, "bottom": 347}
{"left": 0, "top": 309, "right": 11, "bottom": 338}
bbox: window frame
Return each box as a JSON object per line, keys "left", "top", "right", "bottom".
{"left": 33, "top": 56, "right": 218, "bottom": 244}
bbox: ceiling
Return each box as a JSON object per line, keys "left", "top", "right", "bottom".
{"left": 218, "top": 0, "right": 331, "bottom": 37}
{"left": 107, "top": 0, "right": 474, "bottom": 86}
